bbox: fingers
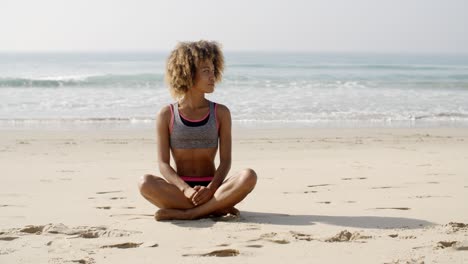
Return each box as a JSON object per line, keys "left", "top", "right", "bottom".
{"left": 190, "top": 186, "right": 201, "bottom": 205}
{"left": 198, "top": 189, "right": 212, "bottom": 204}
{"left": 184, "top": 187, "right": 197, "bottom": 201}
{"left": 191, "top": 187, "right": 213, "bottom": 206}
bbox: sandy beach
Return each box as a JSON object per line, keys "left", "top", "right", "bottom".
{"left": 1, "top": 127, "right": 467, "bottom": 263}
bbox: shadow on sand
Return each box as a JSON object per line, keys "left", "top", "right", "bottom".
{"left": 169, "top": 211, "right": 435, "bottom": 229}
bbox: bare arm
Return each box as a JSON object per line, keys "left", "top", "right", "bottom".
{"left": 156, "top": 106, "right": 193, "bottom": 194}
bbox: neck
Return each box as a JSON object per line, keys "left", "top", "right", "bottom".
{"left": 179, "top": 90, "right": 208, "bottom": 110}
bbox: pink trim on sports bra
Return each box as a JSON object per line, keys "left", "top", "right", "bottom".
{"left": 178, "top": 109, "right": 210, "bottom": 122}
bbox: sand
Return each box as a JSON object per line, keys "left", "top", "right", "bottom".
{"left": 1, "top": 127, "right": 467, "bottom": 263}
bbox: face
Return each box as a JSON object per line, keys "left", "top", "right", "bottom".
{"left": 192, "top": 60, "right": 215, "bottom": 93}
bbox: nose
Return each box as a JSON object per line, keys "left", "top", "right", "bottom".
{"left": 209, "top": 72, "right": 215, "bottom": 80}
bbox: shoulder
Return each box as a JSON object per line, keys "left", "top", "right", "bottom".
{"left": 157, "top": 104, "right": 173, "bottom": 124}
{"left": 214, "top": 103, "right": 231, "bottom": 129}
{"left": 214, "top": 103, "right": 230, "bottom": 117}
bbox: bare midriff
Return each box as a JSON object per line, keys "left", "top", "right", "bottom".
{"left": 171, "top": 147, "right": 218, "bottom": 176}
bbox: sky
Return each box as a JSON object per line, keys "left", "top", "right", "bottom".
{"left": 1, "top": 0, "right": 467, "bottom": 53}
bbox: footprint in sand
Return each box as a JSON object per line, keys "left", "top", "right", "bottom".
{"left": 371, "top": 186, "right": 398, "bottom": 189}
{"left": 101, "top": 242, "right": 143, "bottom": 249}
{"left": 102, "top": 141, "right": 128, "bottom": 145}
{"left": 76, "top": 228, "right": 137, "bottom": 239}
{"left": 445, "top": 222, "right": 468, "bottom": 233}
{"left": 453, "top": 242, "right": 468, "bottom": 251}
{"left": 248, "top": 232, "right": 290, "bottom": 244}
{"left": 46, "top": 237, "right": 73, "bottom": 252}
{"left": 260, "top": 232, "right": 289, "bottom": 244}
{"left": 341, "top": 177, "right": 367, "bottom": 181}
{"left": 410, "top": 195, "right": 452, "bottom": 199}
{"left": 242, "top": 225, "right": 261, "bottom": 231}
{"left": 374, "top": 207, "right": 411, "bottom": 211}
{"left": 0, "top": 236, "right": 18, "bottom": 241}
{"left": 14, "top": 223, "right": 139, "bottom": 238}
{"left": 447, "top": 222, "right": 468, "bottom": 228}
{"left": 0, "top": 248, "right": 16, "bottom": 255}
{"left": 290, "top": 231, "right": 314, "bottom": 241}
{"left": 96, "top": 190, "right": 122, "bottom": 195}
{"left": 283, "top": 191, "right": 315, "bottom": 194}
{"left": 384, "top": 257, "right": 425, "bottom": 264}
{"left": 71, "top": 257, "right": 95, "bottom": 264}
{"left": 324, "top": 230, "right": 372, "bottom": 242}
{"left": 308, "top": 184, "right": 332, "bottom": 188}
{"left": 245, "top": 244, "right": 263, "bottom": 248}
{"left": 95, "top": 206, "right": 111, "bottom": 210}
{"left": 436, "top": 241, "right": 458, "bottom": 249}
{"left": 388, "top": 234, "right": 416, "bottom": 239}
{"left": 20, "top": 225, "right": 45, "bottom": 234}
{"left": 182, "top": 249, "right": 240, "bottom": 257}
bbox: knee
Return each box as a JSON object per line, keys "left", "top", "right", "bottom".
{"left": 138, "top": 174, "right": 154, "bottom": 195}
{"left": 240, "top": 168, "right": 257, "bottom": 189}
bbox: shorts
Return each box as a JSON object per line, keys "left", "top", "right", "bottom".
{"left": 180, "top": 176, "right": 214, "bottom": 188}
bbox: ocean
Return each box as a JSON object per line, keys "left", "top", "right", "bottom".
{"left": 1, "top": 52, "right": 468, "bottom": 129}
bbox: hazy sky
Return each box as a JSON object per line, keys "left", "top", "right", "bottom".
{"left": 1, "top": 0, "right": 467, "bottom": 53}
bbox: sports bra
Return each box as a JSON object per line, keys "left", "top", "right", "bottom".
{"left": 169, "top": 101, "right": 219, "bottom": 149}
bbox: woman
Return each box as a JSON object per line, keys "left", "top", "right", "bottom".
{"left": 138, "top": 40, "right": 257, "bottom": 221}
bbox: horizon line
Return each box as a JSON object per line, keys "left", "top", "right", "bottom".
{"left": 1, "top": 49, "right": 468, "bottom": 56}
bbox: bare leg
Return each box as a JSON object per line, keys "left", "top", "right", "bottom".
{"left": 155, "top": 168, "right": 257, "bottom": 221}
{"left": 138, "top": 174, "right": 194, "bottom": 210}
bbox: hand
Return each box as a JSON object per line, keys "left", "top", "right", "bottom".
{"left": 191, "top": 186, "right": 214, "bottom": 206}
{"left": 183, "top": 187, "right": 197, "bottom": 202}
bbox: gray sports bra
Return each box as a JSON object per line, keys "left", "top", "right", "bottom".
{"left": 169, "top": 101, "right": 219, "bottom": 149}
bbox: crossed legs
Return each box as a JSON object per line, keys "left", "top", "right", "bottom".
{"left": 138, "top": 168, "right": 257, "bottom": 220}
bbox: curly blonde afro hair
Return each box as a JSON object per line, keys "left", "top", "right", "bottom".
{"left": 165, "top": 40, "right": 224, "bottom": 99}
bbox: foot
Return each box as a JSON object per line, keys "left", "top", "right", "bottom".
{"left": 155, "top": 209, "right": 194, "bottom": 221}
{"left": 210, "top": 207, "right": 240, "bottom": 218}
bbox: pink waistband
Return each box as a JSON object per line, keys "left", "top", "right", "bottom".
{"left": 180, "top": 176, "right": 214, "bottom": 182}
